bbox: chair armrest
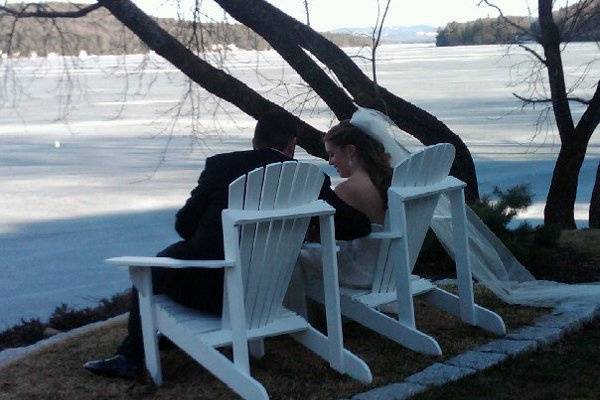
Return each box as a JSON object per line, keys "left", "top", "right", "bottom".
{"left": 301, "top": 242, "right": 341, "bottom": 252}
{"left": 105, "top": 256, "right": 235, "bottom": 269}
{"left": 366, "top": 231, "right": 403, "bottom": 240}
{"left": 390, "top": 176, "right": 465, "bottom": 201}
{"left": 223, "top": 200, "right": 334, "bottom": 226}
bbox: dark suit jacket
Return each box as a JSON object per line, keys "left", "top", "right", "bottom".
{"left": 162, "top": 148, "right": 371, "bottom": 260}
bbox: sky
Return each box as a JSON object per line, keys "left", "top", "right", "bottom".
{"left": 7, "top": 0, "right": 557, "bottom": 30}
{"left": 134, "top": 0, "right": 540, "bottom": 30}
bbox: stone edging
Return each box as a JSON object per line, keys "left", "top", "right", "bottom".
{"left": 0, "top": 313, "right": 128, "bottom": 369}
{"left": 345, "top": 301, "right": 600, "bottom": 400}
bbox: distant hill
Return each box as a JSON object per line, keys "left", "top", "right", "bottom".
{"left": 0, "top": 2, "right": 371, "bottom": 57}
{"left": 436, "top": 0, "right": 600, "bottom": 46}
{"left": 330, "top": 25, "right": 437, "bottom": 43}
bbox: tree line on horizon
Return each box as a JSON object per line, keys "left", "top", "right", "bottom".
{"left": 436, "top": 0, "right": 600, "bottom": 46}
{"left": 0, "top": 2, "right": 370, "bottom": 57}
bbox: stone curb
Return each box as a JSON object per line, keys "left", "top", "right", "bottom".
{"left": 346, "top": 301, "right": 600, "bottom": 400}
{"left": 0, "top": 313, "right": 128, "bottom": 369}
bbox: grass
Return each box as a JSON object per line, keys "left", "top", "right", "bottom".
{"left": 0, "top": 287, "right": 546, "bottom": 400}
{"left": 559, "top": 228, "right": 600, "bottom": 258}
{"left": 412, "top": 318, "right": 600, "bottom": 400}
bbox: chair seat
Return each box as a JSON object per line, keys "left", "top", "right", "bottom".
{"left": 305, "top": 275, "right": 436, "bottom": 308}
{"left": 347, "top": 276, "right": 436, "bottom": 307}
{"left": 154, "top": 295, "right": 310, "bottom": 348}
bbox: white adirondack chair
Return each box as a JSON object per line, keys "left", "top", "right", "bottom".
{"left": 303, "top": 144, "right": 506, "bottom": 356}
{"left": 106, "top": 161, "right": 371, "bottom": 400}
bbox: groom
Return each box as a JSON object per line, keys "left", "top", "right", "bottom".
{"left": 84, "top": 110, "right": 371, "bottom": 379}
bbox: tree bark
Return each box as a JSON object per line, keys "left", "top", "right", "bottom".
{"left": 214, "top": 0, "right": 479, "bottom": 201}
{"left": 544, "top": 138, "right": 589, "bottom": 228}
{"left": 590, "top": 160, "right": 600, "bottom": 228}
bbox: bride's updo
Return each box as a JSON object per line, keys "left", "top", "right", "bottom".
{"left": 325, "top": 120, "right": 393, "bottom": 206}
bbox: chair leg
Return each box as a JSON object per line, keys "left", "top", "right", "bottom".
{"left": 391, "top": 236, "right": 417, "bottom": 328}
{"left": 423, "top": 288, "right": 506, "bottom": 335}
{"left": 130, "top": 268, "right": 162, "bottom": 385}
{"left": 342, "top": 297, "right": 442, "bottom": 356}
{"left": 291, "top": 327, "right": 373, "bottom": 384}
{"left": 249, "top": 339, "right": 265, "bottom": 359}
{"left": 161, "top": 323, "right": 268, "bottom": 400}
{"left": 447, "top": 189, "right": 476, "bottom": 325}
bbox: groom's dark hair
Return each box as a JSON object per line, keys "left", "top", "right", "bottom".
{"left": 253, "top": 110, "right": 298, "bottom": 151}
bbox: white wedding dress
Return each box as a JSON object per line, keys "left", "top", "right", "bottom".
{"left": 300, "top": 224, "right": 383, "bottom": 289}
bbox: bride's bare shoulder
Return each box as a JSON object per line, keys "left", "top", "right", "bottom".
{"left": 335, "top": 175, "right": 378, "bottom": 205}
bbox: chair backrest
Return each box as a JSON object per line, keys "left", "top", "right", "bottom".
{"left": 227, "top": 161, "right": 325, "bottom": 328}
{"left": 371, "top": 144, "right": 455, "bottom": 293}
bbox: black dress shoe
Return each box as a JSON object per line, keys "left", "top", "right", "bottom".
{"left": 84, "top": 355, "right": 142, "bottom": 380}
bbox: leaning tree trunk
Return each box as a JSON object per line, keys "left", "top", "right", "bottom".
{"left": 97, "top": 0, "right": 328, "bottom": 157}
{"left": 590, "top": 161, "right": 600, "bottom": 228}
{"left": 215, "top": 0, "right": 479, "bottom": 201}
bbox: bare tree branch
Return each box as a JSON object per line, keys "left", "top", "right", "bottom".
{"left": 303, "top": 0, "right": 310, "bottom": 26}
{"left": 370, "top": 0, "right": 391, "bottom": 112}
{"left": 0, "top": 3, "right": 102, "bottom": 19}
{"left": 513, "top": 92, "right": 591, "bottom": 105}
{"left": 517, "top": 43, "right": 547, "bottom": 65}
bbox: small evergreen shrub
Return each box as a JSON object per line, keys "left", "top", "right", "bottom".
{"left": 48, "top": 291, "right": 130, "bottom": 331}
{"left": 0, "top": 291, "right": 130, "bottom": 350}
{"left": 0, "top": 318, "right": 45, "bottom": 351}
{"left": 470, "top": 184, "right": 560, "bottom": 267}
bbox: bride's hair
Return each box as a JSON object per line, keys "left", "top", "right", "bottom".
{"left": 325, "top": 120, "right": 392, "bottom": 206}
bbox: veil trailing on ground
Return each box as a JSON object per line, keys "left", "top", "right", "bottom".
{"left": 350, "top": 106, "right": 600, "bottom": 307}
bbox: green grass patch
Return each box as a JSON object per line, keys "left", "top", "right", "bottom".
{"left": 413, "top": 318, "right": 600, "bottom": 400}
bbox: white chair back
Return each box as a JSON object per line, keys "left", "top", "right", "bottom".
{"left": 228, "top": 161, "right": 324, "bottom": 328}
{"left": 371, "top": 143, "right": 455, "bottom": 293}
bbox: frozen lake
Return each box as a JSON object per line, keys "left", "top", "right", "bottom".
{"left": 1, "top": 43, "right": 599, "bottom": 329}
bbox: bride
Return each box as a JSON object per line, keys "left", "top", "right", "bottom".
{"left": 301, "top": 118, "right": 393, "bottom": 288}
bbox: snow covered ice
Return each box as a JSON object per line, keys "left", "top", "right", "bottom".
{"left": 1, "top": 44, "right": 598, "bottom": 329}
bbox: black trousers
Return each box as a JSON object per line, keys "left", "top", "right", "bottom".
{"left": 116, "top": 244, "right": 224, "bottom": 363}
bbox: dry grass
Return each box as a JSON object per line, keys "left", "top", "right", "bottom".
{"left": 0, "top": 287, "right": 546, "bottom": 400}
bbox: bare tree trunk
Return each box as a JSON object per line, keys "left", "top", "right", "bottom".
{"left": 544, "top": 138, "right": 589, "bottom": 228}
{"left": 538, "top": 0, "right": 595, "bottom": 229}
{"left": 590, "top": 160, "right": 600, "bottom": 228}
